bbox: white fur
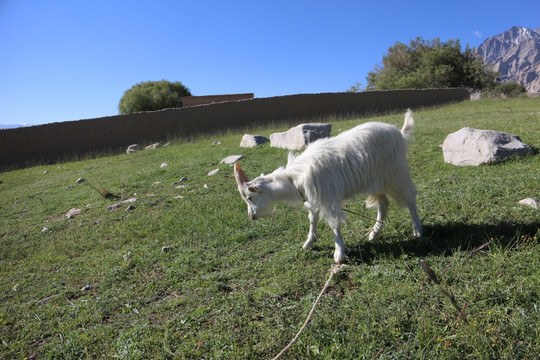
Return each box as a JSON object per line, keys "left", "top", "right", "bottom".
{"left": 235, "top": 109, "right": 422, "bottom": 264}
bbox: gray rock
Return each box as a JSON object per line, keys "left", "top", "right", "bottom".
{"left": 162, "top": 245, "right": 174, "bottom": 252}
{"left": 270, "top": 123, "right": 332, "bottom": 150}
{"left": 240, "top": 134, "right": 269, "bottom": 148}
{"left": 145, "top": 143, "right": 161, "bottom": 150}
{"left": 212, "top": 141, "right": 222, "bottom": 146}
{"left": 160, "top": 163, "right": 168, "bottom": 168}
{"left": 107, "top": 204, "right": 122, "bottom": 211}
{"left": 207, "top": 168, "right": 220, "bottom": 176}
{"left": 519, "top": 198, "right": 539, "bottom": 209}
{"left": 127, "top": 144, "right": 139, "bottom": 154}
{"left": 171, "top": 177, "right": 188, "bottom": 185}
{"left": 220, "top": 155, "right": 244, "bottom": 164}
{"left": 442, "top": 127, "right": 535, "bottom": 166}
{"left": 75, "top": 178, "right": 85, "bottom": 184}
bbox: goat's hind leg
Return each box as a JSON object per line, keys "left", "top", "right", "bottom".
{"left": 302, "top": 208, "right": 320, "bottom": 250}
{"left": 367, "top": 195, "right": 389, "bottom": 241}
{"left": 408, "top": 200, "right": 422, "bottom": 238}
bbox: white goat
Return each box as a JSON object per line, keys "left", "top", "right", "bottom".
{"left": 234, "top": 110, "right": 422, "bottom": 264}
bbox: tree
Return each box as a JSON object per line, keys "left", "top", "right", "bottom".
{"left": 118, "top": 80, "right": 192, "bottom": 114}
{"left": 365, "top": 38, "right": 498, "bottom": 91}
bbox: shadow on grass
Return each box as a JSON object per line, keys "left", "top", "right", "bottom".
{"left": 347, "top": 220, "right": 540, "bottom": 264}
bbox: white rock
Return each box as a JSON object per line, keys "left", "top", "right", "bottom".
{"left": 270, "top": 123, "right": 332, "bottom": 150}
{"left": 518, "top": 198, "right": 539, "bottom": 209}
{"left": 122, "top": 197, "right": 138, "bottom": 203}
{"left": 66, "top": 208, "right": 82, "bottom": 218}
{"left": 145, "top": 143, "right": 161, "bottom": 150}
{"left": 220, "top": 155, "right": 244, "bottom": 164}
{"left": 207, "top": 169, "right": 220, "bottom": 176}
{"left": 76, "top": 178, "right": 85, "bottom": 184}
{"left": 240, "top": 134, "right": 269, "bottom": 148}
{"left": 126, "top": 144, "right": 139, "bottom": 154}
{"left": 442, "top": 127, "right": 534, "bottom": 166}
{"left": 160, "top": 163, "right": 168, "bottom": 168}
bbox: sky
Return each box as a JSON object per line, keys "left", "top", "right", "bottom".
{"left": 1, "top": 0, "right": 539, "bottom": 126}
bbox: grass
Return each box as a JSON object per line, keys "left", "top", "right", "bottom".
{"left": 1, "top": 97, "right": 539, "bottom": 359}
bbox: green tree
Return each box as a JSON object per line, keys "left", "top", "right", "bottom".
{"left": 118, "top": 80, "right": 192, "bottom": 114}
{"left": 365, "top": 38, "right": 498, "bottom": 91}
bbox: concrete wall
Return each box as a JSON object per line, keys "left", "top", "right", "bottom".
{"left": 0, "top": 88, "right": 469, "bottom": 169}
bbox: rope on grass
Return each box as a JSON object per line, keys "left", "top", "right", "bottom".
{"left": 271, "top": 264, "right": 343, "bottom": 360}
{"left": 272, "top": 211, "right": 374, "bottom": 359}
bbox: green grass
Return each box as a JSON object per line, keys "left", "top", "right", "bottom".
{"left": 1, "top": 97, "right": 539, "bottom": 359}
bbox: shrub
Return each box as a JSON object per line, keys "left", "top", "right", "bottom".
{"left": 118, "top": 80, "right": 192, "bottom": 114}
{"left": 484, "top": 81, "right": 527, "bottom": 98}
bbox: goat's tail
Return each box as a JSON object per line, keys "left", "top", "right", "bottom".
{"left": 401, "top": 109, "right": 415, "bottom": 142}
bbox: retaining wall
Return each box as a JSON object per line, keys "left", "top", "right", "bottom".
{"left": 0, "top": 88, "right": 469, "bottom": 169}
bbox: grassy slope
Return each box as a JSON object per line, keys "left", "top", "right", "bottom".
{"left": 1, "top": 97, "right": 539, "bottom": 359}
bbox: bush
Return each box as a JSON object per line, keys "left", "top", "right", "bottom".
{"left": 118, "top": 80, "right": 192, "bottom": 114}
{"left": 365, "top": 38, "right": 499, "bottom": 91}
{"left": 484, "top": 82, "right": 527, "bottom": 98}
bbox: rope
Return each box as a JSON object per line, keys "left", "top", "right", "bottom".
{"left": 271, "top": 210, "right": 375, "bottom": 359}
{"left": 271, "top": 264, "right": 343, "bottom": 360}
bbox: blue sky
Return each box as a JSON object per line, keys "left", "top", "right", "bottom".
{"left": 1, "top": 0, "right": 539, "bottom": 126}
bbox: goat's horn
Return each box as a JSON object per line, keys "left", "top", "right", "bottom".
{"left": 234, "top": 163, "right": 250, "bottom": 185}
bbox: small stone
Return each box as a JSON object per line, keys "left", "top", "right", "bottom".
{"left": 160, "top": 163, "right": 168, "bottom": 168}
{"left": 43, "top": 170, "right": 49, "bottom": 174}
{"left": 122, "top": 197, "right": 138, "bottom": 203}
{"left": 81, "top": 285, "right": 92, "bottom": 291}
{"left": 518, "top": 198, "right": 539, "bottom": 209}
{"left": 171, "top": 177, "right": 188, "bottom": 185}
{"left": 207, "top": 169, "right": 220, "bottom": 176}
{"left": 107, "top": 204, "right": 121, "bottom": 211}
{"left": 125, "top": 205, "right": 135, "bottom": 211}
{"left": 203, "top": 184, "right": 209, "bottom": 189}
{"left": 173, "top": 195, "right": 184, "bottom": 199}
{"left": 145, "top": 143, "right": 161, "bottom": 150}
{"left": 66, "top": 185, "right": 74, "bottom": 189}
{"left": 152, "top": 181, "right": 162, "bottom": 186}
{"left": 42, "top": 227, "right": 49, "bottom": 232}
{"left": 162, "top": 246, "right": 174, "bottom": 252}
{"left": 126, "top": 144, "right": 139, "bottom": 154}
{"left": 175, "top": 185, "right": 186, "bottom": 189}
{"left": 212, "top": 141, "right": 222, "bottom": 146}
{"left": 76, "top": 178, "right": 85, "bottom": 184}
{"left": 66, "top": 208, "right": 82, "bottom": 218}
{"left": 220, "top": 155, "right": 244, "bottom": 164}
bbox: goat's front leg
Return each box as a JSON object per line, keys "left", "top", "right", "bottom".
{"left": 330, "top": 223, "right": 347, "bottom": 264}
{"left": 302, "top": 209, "right": 320, "bottom": 250}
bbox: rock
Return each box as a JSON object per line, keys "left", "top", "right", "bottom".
{"left": 126, "top": 144, "right": 139, "bottom": 154}
{"left": 152, "top": 181, "right": 162, "bottom": 187}
{"left": 81, "top": 285, "right": 92, "bottom": 291}
{"left": 220, "top": 155, "right": 244, "bottom": 164}
{"left": 175, "top": 185, "right": 186, "bottom": 189}
{"left": 171, "top": 177, "right": 188, "bottom": 185}
{"left": 66, "top": 208, "right": 82, "bottom": 218}
{"left": 125, "top": 205, "right": 135, "bottom": 211}
{"left": 442, "top": 127, "right": 535, "bottom": 166}
{"left": 212, "top": 141, "right": 222, "bottom": 146}
{"left": 42, "top": 227, "right": 49, "bottom": 232}
{"left": 145, "top": 143, "right": 161, "bottom": 150}
{"left": 76, "top": 178, "right": 85, "bottom": 184}
{"left": 240, "top": 134, "right": 269, "bottom": 148}
{"left": 519, "top": 198, "right": 539, "bottom": 209}
{"left": 203, "top": 184, "right": 209, "bottom": 189}
{"left": 122, "top": 197, "right": 138, "bottom": 203}
{"left": 162, "top": 246, "right": 174, "bottom": 252}
{"left": 43, "top": 170, "right": 49, "bottom": 174}
{"left": 207, "top": 169, "right": 220, "bottom": 176}
{"left": 107, "top": 204, "right": 122, "bottom": 211}
{"left": 160, "top": 163, "right": 168, "bottom": 168}
{"left": 173, "top": 195, "right": 184, "bottom": 199}
{"left": 270, "top": 123, "right": 332, "bottom": 150}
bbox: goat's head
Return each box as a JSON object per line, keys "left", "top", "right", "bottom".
{"left": 234, "top": 163, "right": 275, "bottom": 220}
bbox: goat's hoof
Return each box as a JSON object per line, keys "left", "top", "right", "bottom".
{"left": 368, "top": 231, "right": 379, "bottom": 241}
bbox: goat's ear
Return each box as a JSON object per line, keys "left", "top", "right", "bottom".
{"left": 234, "top": 163, "right": 250, "bottom": 186}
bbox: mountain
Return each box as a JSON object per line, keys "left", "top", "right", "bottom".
{"left": 476, "top": 26, "right": 540, "bottom": 93}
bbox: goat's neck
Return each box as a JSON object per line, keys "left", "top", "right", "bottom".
{"left": 267, "top": 170, "right": 304, "bottom": 205}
